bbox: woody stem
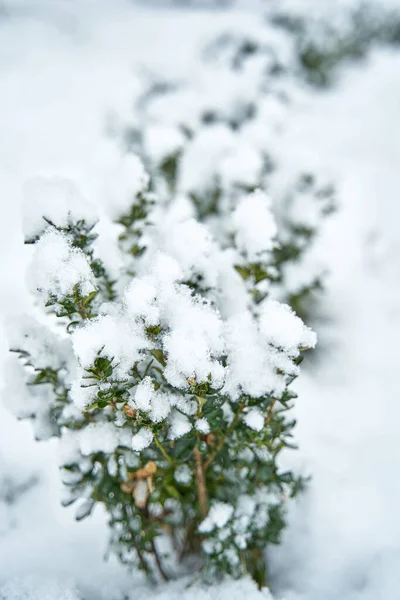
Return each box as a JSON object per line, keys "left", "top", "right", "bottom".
{"left": 194, "top": 445, "right": 208, "bottom": 519}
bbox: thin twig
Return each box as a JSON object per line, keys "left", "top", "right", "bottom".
{"left": 265, "top": 398, "right": 278, "bottom": 425}
{"left": 151, "top": 538, "right": 170, "bottom": 582}
{"left": 154, "top": 434, "right": 175, "bottom": 465}
{"left": 135, "top": 543, "right": 153, "bottom": 580}
{"left": 194, "top": 446, "right": 208, "bottom": 519}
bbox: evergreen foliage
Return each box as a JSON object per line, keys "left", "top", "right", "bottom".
{"left": 122, "top": 13, "right": 337, "bottom": 322}
{"left": 272, "top": 1, "right": 400, "bottom": 86}
{"left": 8, "top": 156, "right": 316, "bottom": 587}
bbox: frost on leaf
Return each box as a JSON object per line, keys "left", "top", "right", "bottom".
{"left": 31, "top": 229, "right": 96, "bottom": 301}
{"left": 23, "top": 176, "right": 97, "bottom": 240}
{"left": 132, "top": 428, "right": 154, "bottom": 452}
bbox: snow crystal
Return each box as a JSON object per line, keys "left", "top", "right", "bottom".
{"left": 79, "top": 422, "right": 130, "bottom": 456}
{"left": 131, "top": 427, "right": 153, "bottom": 452}
{"left": 162, "top": 287, "right": 225, "bottom": 389}
{"left": 124, "top": 278, "right": 160, "bottom": 326}
{"left": 132, "top": 377, "right": 153, "bottom": 412}
{"left": 223, "top": 312, "right": 285, "bottom": 400}
{"left": 31, "top": 228, "right": 96, "bottom": 300}
{"left": 131, "top": 377, "right": 172, "bottom": 423}
{"left": 243, "top": 408, "right": 264, "bottom": 432}
{"left": 168, "top": 410, "right": 192, "bottom": 440}
{"left": 199, "top": 502, "right": 234, "bottom": 533}
{"left": 267, "top": 345, "right": 300, "bottom": 377}
{"left": 169, "top": 394, "right": 197, "bottom": 417}
{"left": 195, "top": 417, "right": 210, "bottom": 434}
{"left": 259, "top": 299, "right": 317, "bottom": 355}
{"left": 22, "top": 176, "right": 97, "bottom": 240}
{"left": 232, "top": 190, "right": 277, "bottom": 261}
{"left": 69, "top": 375, "right": 97, "bottom": 410}
{"left": 148, "top": 392, "right": 172, "bottom": 423}
{"left": 72, "top": 315, "right": 149, "bottom": 374}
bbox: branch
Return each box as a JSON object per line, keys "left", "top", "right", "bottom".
{"left": 151, "top": 538, "right": 170, "bottom": 582}
{"left": 204, "top": 402, "right": 245, "bottom": 471}
{"left": 265, "top": 398, "right": 278, "bottom": 425}
{"left": 194, "top": 446, "right": 208, "bottom": 519}
{"left": 154, "top": 434, "right": 175, "bottom": 465}
{"left": 135, "top": 543, "right": 154, "bottom": 580}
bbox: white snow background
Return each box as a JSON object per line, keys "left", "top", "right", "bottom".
{"left": 1, "top": 0, "right": 400, "bottom": 598}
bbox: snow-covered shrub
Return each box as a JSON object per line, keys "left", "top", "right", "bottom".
{"left": 122, "top": 16, "right": 336, "bottom": 321}
{"left": 120, "top": 0, "right": 400, "bottom": 326}
{"left": 8, "top": 156, "right": 316, "bottom": 587}
{"left": 271, "top": 0, "right": 400, "bottom": 86}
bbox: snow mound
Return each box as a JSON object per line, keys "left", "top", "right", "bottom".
{"left": 0, "top": 576, "right": 81, "bottom": 600}
{"left": 133, "top": 577, "right": 275, "bottom": 600}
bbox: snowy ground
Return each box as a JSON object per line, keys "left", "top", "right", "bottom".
{"left": 1, "top": 1, "right": 400, "bottom": 599}
{"left": 267, "top": 47, "right": 400, "bottom": 600}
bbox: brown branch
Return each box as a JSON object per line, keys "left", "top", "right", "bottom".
{"left": 150, "top": 538, "right": 170, "bottom": 582}
{"left": 265, "top": 398, "right": 278, "bottom": 425}
{"left": 194, "top": 446, "right": 208, "bottom": 519}
{"left": 135, "top": 543, "right": 153, "bottom": 579}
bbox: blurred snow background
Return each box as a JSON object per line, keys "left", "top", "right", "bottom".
{"left": 1, "top": 0, "right": 400, "bottom": 598}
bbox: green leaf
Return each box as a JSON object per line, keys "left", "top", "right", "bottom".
{"left": 82, "top": 290, "right": 98, "bottom": 307}
{"left": 195, "top": 395, "right": 207, "bottom": 407}
{"left": 234, "top": 265, "right": 251, "bottom": 281}
{"left": 149, "top": 349, "right": 167, "bottom": 367}
{"left": 165, "top": 484, "right": 181, "bottom": 501}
